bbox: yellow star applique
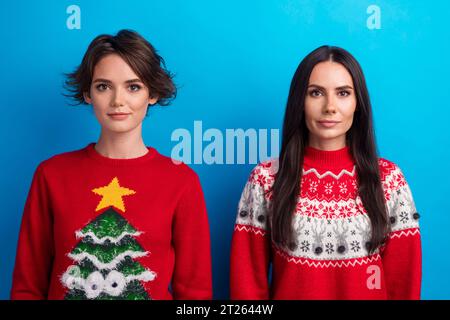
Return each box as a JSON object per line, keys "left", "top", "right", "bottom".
{"left": 92, "top": 177, "right": 136, "bottom": 212}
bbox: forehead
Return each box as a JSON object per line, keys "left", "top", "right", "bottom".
{"left": 92, "top": 53, "right": 140, "bottom": 80}
{"left": 308, "top": 61, "right": 353, "bottom": 87}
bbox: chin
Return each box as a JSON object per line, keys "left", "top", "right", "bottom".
{"left": 103, "top": 123, "right": 136, "bottom": 133}
{"left": 314, "top": 131, "right": 343, "bottom": 140}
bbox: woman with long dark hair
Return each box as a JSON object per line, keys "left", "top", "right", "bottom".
{"left": 230, "top": 46, "right": 421, "bottom": 299}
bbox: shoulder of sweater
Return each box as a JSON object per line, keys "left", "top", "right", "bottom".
{"left": 246, "top": 158, "right": 278, "bottom": 189}
{"left": 151, "top": 151, "right": 200, "bottom": 182}
{"left": 377, "top": 157, "right": 405, "bottom": 182}
{"left": 37, "top": 147, "right": 87, "bottom": 172}
{"left": 253, "top": 158, "right": 279, "bottom": 176}
{"left": 377, "top": 157, "right": 414, "bottom": 201}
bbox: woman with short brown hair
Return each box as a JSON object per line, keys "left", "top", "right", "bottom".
{"left": 11, "top": 29, "right": 212, "bottom": 300}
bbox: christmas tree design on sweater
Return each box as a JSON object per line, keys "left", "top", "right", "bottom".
{"left": 61, "top": 177, "right": 156, "bottom": 300}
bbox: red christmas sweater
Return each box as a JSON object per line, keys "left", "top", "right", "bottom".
{"left": 230, "top": 146, "right": 421, "bottom": 300}
{"left": 11, "top": 143, "right": 212, "bottom": 300}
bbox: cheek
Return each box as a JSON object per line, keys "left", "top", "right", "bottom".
{"left": 304, "top": 100, "right": 320, "bottom": 129}
{"left": 135, "top": 107, "right": 148, "bottom": 121}
{"left": 129, "top": 97, "right": 150, "bottom": 121}
{"left": 304, "top": 114, "right": 315, "bottom": 132}
{"left": 132, "top": 99, "right": 150, "bottom": 115}
{"left": 90, "top": 92, "right": 110, "bottom": 110}
{"left": 340, "top": 103, "right": 357, "bottom": 129}
{"left": 91, "top": 101, "right": 107, "bottom": 117}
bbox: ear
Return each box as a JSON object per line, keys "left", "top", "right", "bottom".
{"left": 83, "top": 91, "right": 92, "bottom": 104}
{"left": 148, "top": 95, "right": 159, "bottom": 106}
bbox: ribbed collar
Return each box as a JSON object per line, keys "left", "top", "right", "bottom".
{"left": 303, "top": 145, "right": 354, "bottom": 170}
{"left": 85, "top": 143, "right": 157, "bottom": 167}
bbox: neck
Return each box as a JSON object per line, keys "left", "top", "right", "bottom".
{"left": 308, "top": 136, "right": 346, "bottom": 151}
{"left": 95, "top": 126, "right": 148, "bottom": 159}
{"left": 304, "top": 144, "right": 354, "bottom": 170}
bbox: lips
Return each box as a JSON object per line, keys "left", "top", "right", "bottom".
{"left": 107, "top": 113, "right": 131, "bottom": 120}
{"left": 317, "top": 120, "right": 341, "bottom": 128}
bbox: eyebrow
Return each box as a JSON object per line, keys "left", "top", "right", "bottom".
{"left": 92, "top": 78, "right": 143, "bottom": 84}
{"left": 308, "top": 84, "right": 354, "bottom": 90}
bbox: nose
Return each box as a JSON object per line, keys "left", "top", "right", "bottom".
{"left": 323, "top": 97, "right": 337, "bottom": 114}
{"left": 110, "top": 88, "right": 125, "bottom": 108}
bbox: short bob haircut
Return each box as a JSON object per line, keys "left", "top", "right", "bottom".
{"left": 64, "top": 29, "right": 176, "bottom": 106}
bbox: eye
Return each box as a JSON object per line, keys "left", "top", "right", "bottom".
{"left": 129, "top": 84, "right": 141, "bottom": 92}
{"left": 338, "top": 90, "right": 351, "bottom": 97}
{"left": 309, "top": 89, "right": 323, "bottom": 97}
{"left": 95, "top": 84, "right": 108, "bottom": 91}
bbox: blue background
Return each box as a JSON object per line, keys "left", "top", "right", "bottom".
{"left": 1, "top": 0, "right": 449, "bottom": 299}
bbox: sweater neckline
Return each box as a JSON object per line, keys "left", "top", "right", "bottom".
{"left": 303, "top": 145, "right": 354, "bottom": 170}
{"left": 85, "top": 143, "right": 157, "bottom": 166}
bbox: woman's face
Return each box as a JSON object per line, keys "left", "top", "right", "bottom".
{"left": 304, "top": 61, "right": 357, "bottom": 150}
{"left": 84, "top": 53, "right": 157, "bottom": 134}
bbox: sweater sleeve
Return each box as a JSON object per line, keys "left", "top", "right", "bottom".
{"left": 171, "top": 172, "right": 212, "bottom": 300}
{"left": 230, "top": 165, "right": 272, "bottom": 300}
{"left": 11, "top": 163, "right": 55, "bottom": 300}
{"left": 381, "top": 165, "right": 422, "bottom": 300}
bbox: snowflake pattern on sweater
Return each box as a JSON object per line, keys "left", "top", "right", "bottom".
{"left": 235, "top": 157, "right": 420, "bottom": 264}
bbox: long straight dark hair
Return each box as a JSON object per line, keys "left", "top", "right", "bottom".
{"left": 271, "top": 45, "right": 389, "bottom": 254}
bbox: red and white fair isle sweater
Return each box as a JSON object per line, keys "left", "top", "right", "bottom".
{"left": 230, "top": 146, "right": 421, "bottom": 300}
{"left": 11, "top": 143, "right": 212, "bottom": 300}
